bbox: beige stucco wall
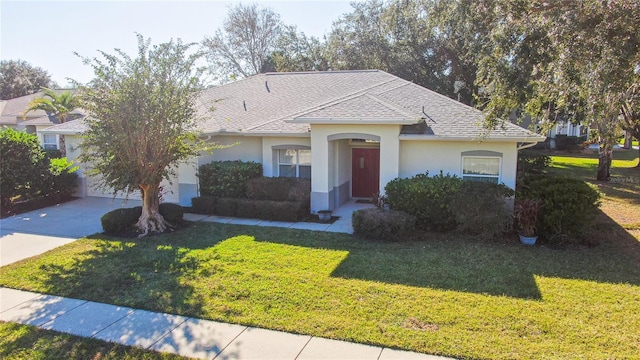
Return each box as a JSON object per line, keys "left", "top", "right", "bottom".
{"left": 198, "top": 135, "right": 263, "bottom": 165}
{"left": 261, "top": 136, "right": 311, "bottom": 177}
{"left": 399, "top": 140, "right": 518, "bottom": 189}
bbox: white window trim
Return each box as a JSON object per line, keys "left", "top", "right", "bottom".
{"left": 461, "top": 156, "right": 502, "bottom": 183}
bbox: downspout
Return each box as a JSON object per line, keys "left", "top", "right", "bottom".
{"left": 517, "top": 142, "right": 539, "bottom": 150}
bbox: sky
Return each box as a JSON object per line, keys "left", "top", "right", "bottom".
{"left": 1, "top": 0, "right": 356, "bottom": 87}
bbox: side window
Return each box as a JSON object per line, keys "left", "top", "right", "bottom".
{"left": 43, "top": 134, "right": 58, "bottom": 150}
{"left": 462, "top": 156, "right": 501, "bottom": 183}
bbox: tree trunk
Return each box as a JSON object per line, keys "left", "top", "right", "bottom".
{"left": 58, "top": 134, "right": 67, "bottom": 158}
{"left": 623, "top": 131, "right": 632, "bottom": 149}
{"left": 596, "top": 143, "right": 613, "bottom": 181}
{"left": 136, "top": 183, "right": 170, "bottom": 237}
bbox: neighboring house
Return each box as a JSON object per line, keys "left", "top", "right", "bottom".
{"left": 40, "top": 70, "right": 545, "bottom": 212}
{"left": 511, "top": 114, "right": 590, "bottom": 149}
{"left": 0, "top": 89, "right": 82, "bottom": 151}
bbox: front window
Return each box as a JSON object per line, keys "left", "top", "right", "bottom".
{"left": 43, "top": 134, "right": 58, "bottom": 150}
{"left": 462, "top": 157, "right": 501, "bottom": 183}
{"left": 278, "top": 149, "right": 311, "bottom": 178}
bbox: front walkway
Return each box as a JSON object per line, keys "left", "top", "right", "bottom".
{"left": 1, "top": 287, "right": 448, "bottom": 360}
{"left": 184, "top": 199, "right": 375, "bottom": 234}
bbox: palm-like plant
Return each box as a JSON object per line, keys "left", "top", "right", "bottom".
{"left": 23, "top": 87, "right": 79, "bottom": 157}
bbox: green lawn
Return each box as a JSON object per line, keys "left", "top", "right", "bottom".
{"left": 1, "top": 220, "right": 639, "bottom": 359}
{"left": 0, "top": 322, "right": 187, "bottom": 359}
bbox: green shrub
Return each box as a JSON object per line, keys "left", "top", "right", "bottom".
{"left": 101, "top": 207, "right": 142, "bottom": 233}
{"left": 555, "top": 135, "right": 587, "bottom": 151}
{"left": 517, "top": 152, "right": 551, "bottom": 175}
{"left": 198, "top": 161, "right": 262, "bottom": 198}
{"left": 44, "top": 157, "right": 79, "bottom": 201}
{"left": 246, "top": 177, "right": 311, "bottom": 202}
{"left": 453, "top": 181, "right": 514, "bottom": 237}
{"left": 0, "top": 128, "right": 48, "bottom": 209}
{"left": 234, "top": 199, "right": 257, "bottom": 218}
{"left": 352, "top": 208, "right": 416, "bottom": 241}
{"left": 254, "top": 201, "right": 307, "bottom": 222}
{"left": 191, "top": 196, "right": 216, "bottom": 214}
{"left": 385, "top": 172, "right": 462, "bottom": 231}
{"left": 159, "top": 203, "right": 184, "bottom": 224}
{"left": 518, "top": 176, "right": 601, "bottom": 244}
{"left": 216, "top": 198, "right": 238, "bottom": 217}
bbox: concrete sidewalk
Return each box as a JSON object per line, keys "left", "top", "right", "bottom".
{"left": 0, "top": 287, "right": 449, "bottom": 360}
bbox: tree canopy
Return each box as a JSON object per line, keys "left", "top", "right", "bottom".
{"left": 202, "top": 3, "right": 283, "bottom": 82}
{"left": 0, "top": 60, "right": 52, "bottom": 100}
{"left": 77, "top": 35, "right": 215, "bottom": 236}
{"left": 477, "top": 0, "right": 640, "bottom": 179}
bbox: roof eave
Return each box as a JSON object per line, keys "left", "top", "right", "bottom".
{"left": 399, "top": 134, "right": 547, "bottom": 142}
{"left": 203, "top": 130, "right": 311, "bottom": 138}
{"left": 288, "top": 117, "right": 422, "bottom": 125}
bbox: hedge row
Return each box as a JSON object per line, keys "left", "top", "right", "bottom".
{"left": 101, "top": 203, "right": 185, "bottom": 234}
{"left": 384, "top": 172, "right": 514, "bottom": 236}
{"left": 216, "top": 198, "right": 308, "bottom": 222}
{"left": 352, "top": 208, "right": 416, "bottom": 241}
{"left": 517, "top": 176, "right": 600, "bottom": 244}
{"left": 0, "top": 128, "right": 78, "bottom": 212}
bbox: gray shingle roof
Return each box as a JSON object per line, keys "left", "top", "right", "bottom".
{"left": 0, "top": 89, "right": 76, "bottom": 126}
{"left": 198, "top": 70, "right": 541, "bottom": 140}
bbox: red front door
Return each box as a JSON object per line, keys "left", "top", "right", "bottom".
{"left": 352, "top": 148, "right": 380, "bottom": 198}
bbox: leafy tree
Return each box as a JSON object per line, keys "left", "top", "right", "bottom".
{"left": 0, "top": 60, "right": 52, "bottom": 100}
{"left": 23, "top": 87, "right": 80, "bottom": 157}
{"left": 202, "top": 3, "right": 283, "bottom": 82}
{"left": 77, "top": 35, "right": 216, "bottom": 236}
{"left": 477, "top": 0, "right": 640, "bottom": 180}
{"left": 266, "top": 25, "right": 330, "bottom": 73}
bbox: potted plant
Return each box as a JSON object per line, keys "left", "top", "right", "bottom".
{"left": 317, "top": 209, "right": 332, "bottom": 222}
{"left": 514, "top": 198, "right": 542, "bottom": 245}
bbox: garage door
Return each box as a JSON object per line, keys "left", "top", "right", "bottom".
{"left": 85, "top": 175, "right": 179, "bottom": 203}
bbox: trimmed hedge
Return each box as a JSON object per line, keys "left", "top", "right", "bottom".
{"left": 352, "top": 208, "right": 416, "bottom": 241}
{"left": 191, "top": 196, "right": 216, "bottom": 214}
{"left": 247, "top": 177, "right": 311, "bottom": 202}
{"left": 517, "top": 176, "right": 601, "bottom": 244}
{"left": 385, "top": 172, "right": 461, "bottom": 231}
{"left": 0, "top": 128, "right": 78, "bottom": 212}
{"left": 216, "top": 197, "right": 307, "bottom": 221}
{"left": 159, "top": 203, "right": 184, "bottom": 224}
{"left": 198, "top": 161, "right": 262, "bottom": 198}
{"left": 453, "top": 181, "right": 514, "bottom": 237}
{"left": 101, "top": 203, "right": 184, "bottom": 233}
{"left": 101, "top": 207, "right": 142, "bottom": 233}
{"left": 385, "top": 171, "right": 514, "bottom": 236}
{"left": 255, "top": 201, "right": 306, "bottom": 222}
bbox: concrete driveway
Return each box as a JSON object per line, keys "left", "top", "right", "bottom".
{"left": 0, "top": 197, "right": 141, "bottom": 266}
